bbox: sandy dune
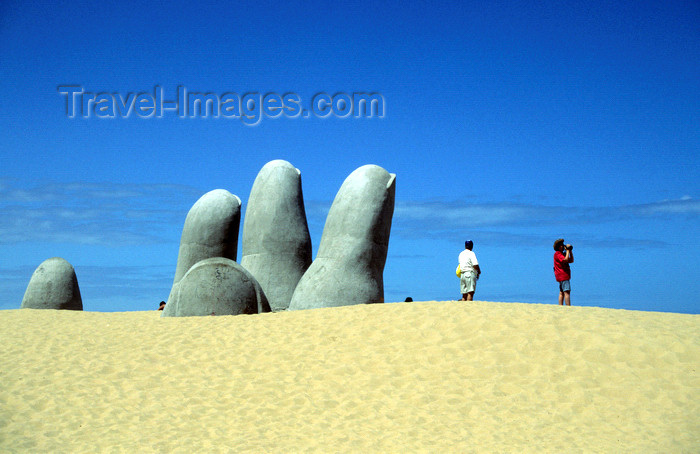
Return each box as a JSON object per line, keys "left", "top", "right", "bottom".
{"left": 1, "top": 301, "right": 698, "bottom": 452}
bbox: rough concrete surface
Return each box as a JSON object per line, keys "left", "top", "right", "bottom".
{"left": 21, "top": 257, "right": 83, "bottom": 310}
{"left": 164, "top": 189, "right": 241, "bottom": 316}
{"left": 164, "top": 257, "right": 270, "bottom": 317}
{"left": 241, "top": 160, "right": 312, "bottom": 312}
{"left": 289, "top": 165, "right": 395, "bottom": 310}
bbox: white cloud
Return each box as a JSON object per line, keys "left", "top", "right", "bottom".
{"left": 634, "top": 198, "right": 700, "bottom": 215}
{"left": 394, "top": 201, "right": 561, "bottom": 228}
{"left": 1, "top": 178, "right": 696, "bottom": 248}
{"left": 0, "top": 181, "right": 203, "bottom": 245}
{"left": 393, "top": 197, "right": 698, "bottom": 229}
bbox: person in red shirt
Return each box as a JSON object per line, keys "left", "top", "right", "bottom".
{"left": 553, "top": 238, "right": 574, "bottom": 306}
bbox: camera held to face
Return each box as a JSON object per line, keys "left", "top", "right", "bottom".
{"left": 566, "top": 244, "right": 573, "bottom": 251}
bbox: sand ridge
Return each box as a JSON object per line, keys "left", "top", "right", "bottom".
{"left": 1, "top": 301, "right": 698, "bottom": 452}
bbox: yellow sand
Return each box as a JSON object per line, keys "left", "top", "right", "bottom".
{"left": 1, "top": 301, "right": 698, "bottom": 452}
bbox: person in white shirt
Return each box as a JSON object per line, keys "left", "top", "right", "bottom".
{"left": 458, "top": 240, "right": 481, "bottom": 301}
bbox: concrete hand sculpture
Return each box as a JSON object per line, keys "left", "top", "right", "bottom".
{"left": 19, "top": 163, "right": 396, "bottom": 314}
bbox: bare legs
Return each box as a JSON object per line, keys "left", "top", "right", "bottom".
{"left": 460, "top": 292, "right": 475, "bottom": 301}
{"left": 558, "top": 290, "right": 571, "bottom": 306}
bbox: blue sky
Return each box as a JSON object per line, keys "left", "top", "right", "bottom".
{"left": 1, "top": 0, "right": 698, "bottom": 313}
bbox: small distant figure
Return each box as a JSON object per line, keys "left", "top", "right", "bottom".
{"left": 158, "top": 301, "right": 166, "bottom": 311}
{"left": 553, "top": 239, "right": 574, "bottom": 306}
{"left": 458, "top": 240, "right": 481, "bottom": 301}
{"left": 404, "top": 297, "right": 413, "bottom": 302}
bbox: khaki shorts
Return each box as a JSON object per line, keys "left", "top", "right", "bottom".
{"left": 460, "top": 272, "right": 477, "bottom": 294}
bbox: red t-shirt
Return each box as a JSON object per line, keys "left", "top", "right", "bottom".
{"left": 553, "top": 251, "right": 571, "bottom": 282}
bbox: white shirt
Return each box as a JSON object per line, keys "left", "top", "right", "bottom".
{"left": 458, "top": 249, "right": 479, "bottom": 274}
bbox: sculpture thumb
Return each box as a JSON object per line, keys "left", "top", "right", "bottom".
{"left": 288, "top": 164, "right": 395, "bottom": 310}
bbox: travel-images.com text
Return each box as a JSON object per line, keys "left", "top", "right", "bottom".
{"left": 58, "top": 86, "right": 385, "bottom": 126}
